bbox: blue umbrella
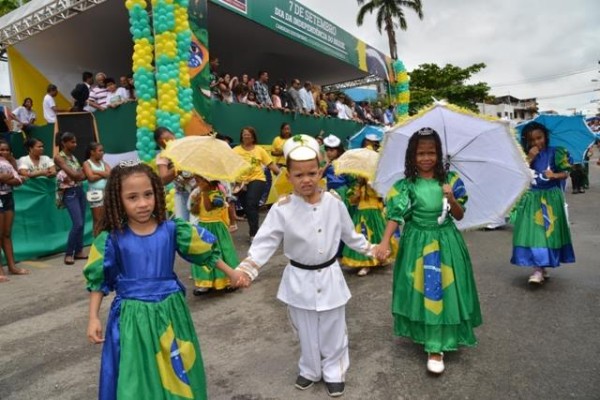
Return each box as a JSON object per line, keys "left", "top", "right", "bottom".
{"left": 516, "top": 114, "right": 597, "bottom": 164}
{"left": 347, "top": 125, "right": 384, "bottom": 149}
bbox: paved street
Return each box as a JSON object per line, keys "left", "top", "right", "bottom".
{"left": 1, "top": 166, "right": 599, "bottom": 400}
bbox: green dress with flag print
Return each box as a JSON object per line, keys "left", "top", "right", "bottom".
{"left": 83, "top": 218, "right": 221, "bottom": 400}
{"left": 386, "top": 172, "right": 482, "bottom": 353}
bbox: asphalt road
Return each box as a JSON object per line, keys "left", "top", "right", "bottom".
{"left": 1, "top": 166, "right": 599, "bottom": 400}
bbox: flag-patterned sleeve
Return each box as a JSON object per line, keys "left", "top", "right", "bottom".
{"left": 174, "top": 218, "right": 221, "bottom": 267}
{"left": 83, "top": 232, "right": 117, "bottom": 294}
{"left": 447, "top": 171, "right": 468, "bottom": 210}
{"left": 385, "top": 179, "right": 412, "bottom": 224}
{"left": 554, "top": 147, "right": 572, "bottom": 173}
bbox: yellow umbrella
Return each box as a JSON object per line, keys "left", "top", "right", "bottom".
{"left": 162, "top": 135, "right": 250, "bottom": 181}
{"left": 333, "top": 148, "right": 379, "bottom": 181}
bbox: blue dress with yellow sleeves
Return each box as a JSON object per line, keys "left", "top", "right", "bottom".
{"left": 83, "top": 219, "right": 220, "bottom": 400}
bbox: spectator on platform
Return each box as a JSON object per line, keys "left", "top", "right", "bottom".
{"left": 287, "top": 79, "right": 303, "bottom": 113}
{"left": 347, "top": 100, "right": 361, "bottom": 122}
{"left": 245, "top": 91, "right": 259, "bottom": 107}
{"left": 384, "top": 105, "right": 395, "bottom": 126}
{"left": 218, "top": 83, "right": 234, "bottom": 104}
{"left": 43, "top": 84, "right": 64, "bottom": 124}
{"left": 326, "top": 92, "right": 338, "bottom": 117}
{"left": 71, "top": 71, "right": 93, "bottom": 112}
{"left": 209, "top": 57, "right": 221, "bottom": 98}
{"left": 104, "top": 78, "right": 129, "bottom": 108}
{"left": 298, "top": 81, "right": 316, "bottom": 114}
{"left": 277, "top": 80, "right": 291, "bottom": 109}
{"left": 253, "top": 71, "right": 273, "bottom": 107}
{"left": 372, "top": 101, "right": 384, "bottom": 124}
{"left": 11, "top": 98, "right": 36, "bottom": 136}
{"left": 0, "top": 104, "right": 12, "bottom": 143}
{"left": 18, "top": 138, "right": 56, "bottom": 178}
{"left": 336, "top": 93, "right": 350, "bottom": 120}
{"left": 54, "top": 132, "right": 87, "bottom": 265}
{"left": 119, "top": 75, "right": 133, "bottom": 101}
{"left": 355, "top": 101, "right": 367, "bottom": 122}
{"left": 233, "top": 83, "right": 249, "bottom": 104}
{"left": 241, "top": 73, "right": 250, "bottom": 88}
{"left": 317, "top": 92, "right": 328, "bottom": 116}
{"left": 87, "top": 73, "right": 108, "bottom": 112}
{"left": 271, "top": 85, "right": 283, "bottom": 109}
{"left": 126, "top": 74, "right": 136, "bottom": 100}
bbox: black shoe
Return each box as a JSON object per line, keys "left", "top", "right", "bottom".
{"left": 325, "top": 382, "right": 345, "bottom": 397}
{"left": 294, "top": 375, "right": 314, "bottom": 390}
{"left": 193, "top": 288, "right": 211, "bottom": 296}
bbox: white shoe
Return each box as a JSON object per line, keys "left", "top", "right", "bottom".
{"left": 427, "top": 353, "right": 444, "bottom": 374}
{"left": 528, "top": 270, "right": 544, "bottom": 284}
{"left": 357, "top": 268, "right": 369, "bottom": 277}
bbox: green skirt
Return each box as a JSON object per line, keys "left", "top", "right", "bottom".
{"left": 342, "top": 208, "right": 388, "bottom": 268}
{"left": 192, "top": 221, "right": 239, "bottom": 290}
{"left": 511, "top": 187, "right": 575, "bottom": 267}
{"left": 392, "top": 220, "right": 482, "bottom": 353}
{"left": 117, "top": 292, "right": 207, "bottom": 399}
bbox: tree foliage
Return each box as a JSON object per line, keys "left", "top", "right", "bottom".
{"left": 356, "top": 0, "right": 423, "bottom": 60}
{"left": 0, "top": 0, "right": 30, "bottom": 18}
{"left": 408, "top": 63, "right": 491, "bottom": 114}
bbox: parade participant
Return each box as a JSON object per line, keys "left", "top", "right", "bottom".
{"left": 375, "top": 127, "right": 481, "bottom": 374}
{"left": 84, "top": 161, "right": 247, "bottom": 400}
{"left": 362, "top": 134, "right": 381, "bottom": 152}
{"left": 154, "top": 127, "right": 195, "bottom": 221}
{"left": 188, "top": 175, "right": 240, "bottom": 295}
{"left": 511, "top": 121, "right": 575, "bottom": 284}
{"left": 237, "top": 135, "right": 378, "bottom": 397}
{"left": 341, "top": 177, "right": 392, "bottom": 276}
{"left": 322, "top": 135, "right": 348, "bottom": 192}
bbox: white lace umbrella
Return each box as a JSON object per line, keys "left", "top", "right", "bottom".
{"left": 374, "top": 102, "right": 532, "bottom": 230}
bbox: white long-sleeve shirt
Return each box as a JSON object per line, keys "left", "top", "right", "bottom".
{"left": 238, "top": 191, "right": 373, "bottom": 311}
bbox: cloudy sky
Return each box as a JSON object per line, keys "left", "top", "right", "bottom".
{"left": 300, "top": 0, "right": 600, "bottom": 115}
{"left": 2, "top": 0, "right": 599, "bottom": 114}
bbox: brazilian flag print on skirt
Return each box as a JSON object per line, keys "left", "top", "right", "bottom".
{"left": 192, "top": 220, "right": 239, "bottom": 290}
{"left": 118, "top": 293, "right": 207, "bottom": 399}
{"left": 511, "top": 187, "right": 575, "bottom": 267}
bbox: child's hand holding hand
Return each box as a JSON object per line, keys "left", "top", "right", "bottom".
{"left": 372, "top": 243, "right": 391, "bottom": 261}
{"left": 229, "top": 270, "right": 251, "bottom": 288}
{"left": 528, "top": 146, "right": 540, "bottom": 161}
{"left": 87, "top": 317, "right": 104, "bottom": 344}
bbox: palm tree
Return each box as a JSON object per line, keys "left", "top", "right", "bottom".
{"left": 356, "top": 0, "right": 424, "bottom": 60}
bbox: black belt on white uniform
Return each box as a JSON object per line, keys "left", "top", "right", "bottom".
{"left": 290, "top": 256, "right": 337, "bottom": 270}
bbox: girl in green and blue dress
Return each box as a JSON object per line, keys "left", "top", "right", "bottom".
{"left": 376, "top": 127, "right": 481, "bottom": 375}
{"left": 84, "top": 162, "right": 247, "bottom": 400}
{"left": 188, "top": 175, "right": 240, "bottom": 295}
{"left": 511, "top": 121, "right": 575, "bottom": 284}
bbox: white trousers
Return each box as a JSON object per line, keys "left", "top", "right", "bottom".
{"left": 287, "top": 305, "right": 349, "bottom": 383}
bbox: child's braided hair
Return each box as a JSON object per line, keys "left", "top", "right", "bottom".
{"left": 101, "top": 162, "right": 166, "bottom": 232}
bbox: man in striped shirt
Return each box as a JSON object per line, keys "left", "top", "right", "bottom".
{"left": 87, "top": 72, "right": 108, "bottom": 112}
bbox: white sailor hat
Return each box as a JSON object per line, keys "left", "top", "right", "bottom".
{"left": 283, "top": 134, "right": 321, "bottom": 161}
{"left": 323, "top": 134, "right": 341, "bottom": 148}
{"left": 365, "top": 133, "right": 380, "bottom": 142}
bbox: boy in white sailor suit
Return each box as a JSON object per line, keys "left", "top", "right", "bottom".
{"left": 237, "top": 134, "right": 382, "bottom": 397}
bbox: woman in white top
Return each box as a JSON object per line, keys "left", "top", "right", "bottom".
{"left": 12, "top": 98, "right": 36, "bottom": 134}
{"left": 17, "top": 138, "right": 56, "bottom": 179}
{"left": 83, "top": 142, "right": 110, "bottom": 237}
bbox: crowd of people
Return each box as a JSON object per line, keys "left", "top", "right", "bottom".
{"left": 209, "top": 57, "right": 396, "bottom": 126}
